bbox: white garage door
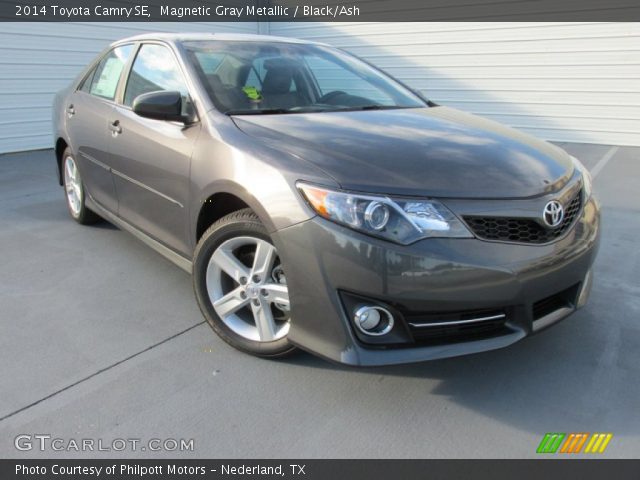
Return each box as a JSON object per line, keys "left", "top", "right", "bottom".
{"left": 270, "top": 22, "right": 640, "bottom": 146}
{"left": 2, "top": 21, "right": 639, "bottom": 152}
{"left": 0, "top": 22, "right": 259, "bottom": 154}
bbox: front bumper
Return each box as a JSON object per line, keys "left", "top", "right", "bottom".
{"left": 272, "top": 197, "right": 600, "bottom": 366}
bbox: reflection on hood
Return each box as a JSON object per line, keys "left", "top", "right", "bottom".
{"left": 232, "top": 106, "right": 573, "bottom": 199}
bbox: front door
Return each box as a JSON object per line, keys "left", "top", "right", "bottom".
{"left": 108, "top": 43, "right": 200, "bottom": 257}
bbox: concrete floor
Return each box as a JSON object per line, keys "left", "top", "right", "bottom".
{"left": 0, "top": 143, "right": 638, "bottom": 458}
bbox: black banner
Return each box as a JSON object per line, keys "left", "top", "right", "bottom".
{"left": 2, "top": 0, "right": 640, "bottom": 22}
{"left": 2, "top": 460, "right": 640, "bottom": 480}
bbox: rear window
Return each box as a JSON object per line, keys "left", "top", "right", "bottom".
{"left": 87, "top": 45, "right": 134, "bottom": 100}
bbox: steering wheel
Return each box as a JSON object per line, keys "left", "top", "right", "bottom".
{"left": 317, "top": 91, "right": 347, "bottom": 104}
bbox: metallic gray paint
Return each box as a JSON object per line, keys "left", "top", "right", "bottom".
{"left": 53, "top": 33, "right": 600, "bottom": 366}
{"left": 109, "top": 105, "right": 199, "bottom": 256}
{"left": 232, "top": 106, "right": 573, "bottom": 198}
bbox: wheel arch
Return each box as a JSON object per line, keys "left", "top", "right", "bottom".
{"left": 194, "top": 181, "right": 277, "bottom": 245}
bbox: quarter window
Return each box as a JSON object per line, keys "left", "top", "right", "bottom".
{"left": 124, "top": 44, "right": 190, "bottom": 109}
{"left": 88, "top": 45, "right": 134, "bottom": 100}
{"left": 78, "top": 67, "right": 95, "bottom": 93}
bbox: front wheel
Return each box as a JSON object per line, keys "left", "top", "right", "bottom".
{"left": 193, "top": 209, "right": 296, "bottom": 358}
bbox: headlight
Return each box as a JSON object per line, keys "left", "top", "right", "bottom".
{"left": 297, "top": 182, "right": 472, "bottom": 245}
{"left": 571, "top": 155, "right": 592, "bottom": 203}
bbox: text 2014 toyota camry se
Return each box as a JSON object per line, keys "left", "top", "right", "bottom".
{"left": 53, "top": 33, "right": 600, "bottom": 366}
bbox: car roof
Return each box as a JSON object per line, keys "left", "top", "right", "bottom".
{"left": 112, "top": 32, "right": 327, "bottom": 47}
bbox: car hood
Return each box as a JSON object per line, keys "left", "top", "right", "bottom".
{"left": 231, "top": 106, "right": 573, "bottom": 199}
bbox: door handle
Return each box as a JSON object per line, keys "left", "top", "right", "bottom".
{"left": 66, "top": 104, "right": 75, "bottom": 117}
{"left": 109, "top": 120, "right": 122, "bottom": 136}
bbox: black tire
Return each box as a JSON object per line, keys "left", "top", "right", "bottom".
{"left": 61, "top": 147, "right": 100, "bottom": 225}
{"left": 193, "top": 208, "right": 297, "bottom": 358}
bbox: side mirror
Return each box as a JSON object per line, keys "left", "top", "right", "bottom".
{"left": 132, "top": 90, "right": 188, "bottom": 123}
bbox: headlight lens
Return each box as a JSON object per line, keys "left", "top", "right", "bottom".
{"left": 297, "top": 182, "right": 472, "bottom": 245}
{"left": 571, "top": 155, "right": 592, "bottom": 203}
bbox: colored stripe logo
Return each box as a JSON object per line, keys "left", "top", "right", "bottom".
{"left": 584, "top": 433, "right": 613, "bottom": 453}
{"left": 537, "top": 433, "right": 613, "bottom": 454}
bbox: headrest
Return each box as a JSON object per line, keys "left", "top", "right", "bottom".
{"left": 262, "top": 68, "right": 294, "bottom": 95}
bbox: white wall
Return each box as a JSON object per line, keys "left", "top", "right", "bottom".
{"left": 269, "top": 22, "right": 640, "bottom": 146}
{"left": 0, "top": 22, "right": 258, "bottom": 153}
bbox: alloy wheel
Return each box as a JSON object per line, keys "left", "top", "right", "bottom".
{"left": 205, "top": 236, "right": 290, "bottom": 342}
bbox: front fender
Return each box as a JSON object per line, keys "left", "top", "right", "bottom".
{"left": 189, "top": 123, "right": 339, "bottom": 250}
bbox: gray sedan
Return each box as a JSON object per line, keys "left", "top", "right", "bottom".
{"left": 52, "top": 33, "right": 600, "bottom": 366}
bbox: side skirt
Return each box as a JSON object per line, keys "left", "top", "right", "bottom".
{"left": 86, "top": 195, "right": 193, "bottom": 274}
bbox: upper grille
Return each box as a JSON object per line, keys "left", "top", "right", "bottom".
{"left": 463, "top": 189, "right": 582, "bottom": 244}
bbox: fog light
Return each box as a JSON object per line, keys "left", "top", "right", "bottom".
{"left": 354, "top": 305, "right": 394, "bottom": 336}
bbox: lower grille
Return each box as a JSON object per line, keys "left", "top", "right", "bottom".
{"left": 406, "top": 309, "right": 509, "bottom": 344}
{"left": 532, "top": 284, "right": 580, "bottom": 320}
{"left": 464, "top": 189, "right": 582, "bottom": 244}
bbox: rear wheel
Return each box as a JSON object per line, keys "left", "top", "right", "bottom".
{"left": 193, "top": 209, "right": 296, "bottom": 358}
{"left": 62, "top": 148, "right": 100, "bottom": 225}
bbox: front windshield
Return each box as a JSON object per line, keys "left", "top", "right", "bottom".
{"left": 182, "top": 40, "right": 426, "bottom": 114}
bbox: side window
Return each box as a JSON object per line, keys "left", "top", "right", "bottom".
{"left": 89, "top": 45, "right": 134, "bottom": 100}
{"left": 305, "top": 55, "right": 393, "bottom": 105}
{"left": 124, "top": 44, "right": 190, "bottom": 112}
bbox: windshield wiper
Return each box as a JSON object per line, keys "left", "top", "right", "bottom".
{"left": 358, "top": 105, "right": 387, "bottom": 110}
{"left": 338, "top": 105, "right": 412, "bottom": 112}
{"left": 224, "top": 108, "right": 292, "bottom": 115}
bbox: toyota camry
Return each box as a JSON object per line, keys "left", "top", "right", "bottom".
{"left": 52, "top": 33, "right": 600, "bottom": 366}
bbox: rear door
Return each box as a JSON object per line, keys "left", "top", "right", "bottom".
{"left": 66, "top": 45, "right": 134, "bottom": 213}
{"left": 108, "top": 42, "right": 200, "bottom": 257}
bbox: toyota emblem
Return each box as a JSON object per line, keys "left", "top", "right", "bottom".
{"left": 543, "top": 200, "right": 564, "bottom": 228}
